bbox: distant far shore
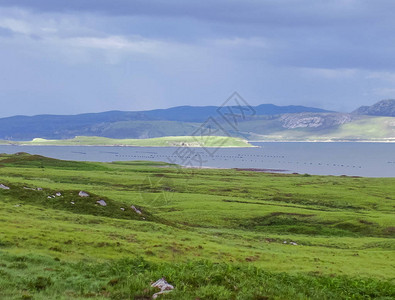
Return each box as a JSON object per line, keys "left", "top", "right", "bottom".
{"left": 1, "top": 136, "right": 395, "bottom": 147}
{"left": 249, "top": 139, "right": 395, "bottom": 143}
{"left": 0, "top": 136, "right": 255, "bottom": 148}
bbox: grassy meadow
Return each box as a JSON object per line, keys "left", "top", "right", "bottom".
{"left": 0, "top": 153, "right": 394, "bottom": 299}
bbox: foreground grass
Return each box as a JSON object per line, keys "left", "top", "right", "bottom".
{"left": 1, "top": 253, "right": 393, "bottom": 300}
{"left": 0, "top": 153, "right": 394, "bottom": 299}
{"left": 0, "top": 136, "right": 253, "bottom": 148}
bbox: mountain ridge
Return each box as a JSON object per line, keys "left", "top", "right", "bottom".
{"left": 353, "top": 99, "right": 395, "bottom": 117}
{"left": 0, "top": 103, "right": 330, "bottom": 140}
{"left": 1, "top": 100, "right": 394, "bottom": 141}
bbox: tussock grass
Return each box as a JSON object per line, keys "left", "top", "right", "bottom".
{"left": 0, "top": 153, "right": 394, "bottom": 299}
{"left": 0, "top": 253, "right": 394, "bottom": 300}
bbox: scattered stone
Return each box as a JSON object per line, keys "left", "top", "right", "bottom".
{"left": 151, "top": 278, "right": 174, "bottom": 299}
{"left": 283, "top": 241, "right": 287, "bottom": 244}
{"left": 14, "top": 204, "right": 21, "bottom": 207}
{"left": 79, "top": 191, "right": 89, "bottom": 197}
{"left": 47, "top": 196, "right": 52, "bottom": 199}
{"left": 0, "top": 184, "right": 10, "bottom": 190}
{"left": 290, "top": 242, "right": 298, "bottom": 246}
{"left": 120, "top": 207, "right": 125, "bottom": 211}
{"left": 131, "top": 205, "right": 142, "bottom": 215}
{"left": 23, "top": 187, "right": 43, "bottom": 191}
{"left": 96, "top": 200, "right": 107, "bottom": 206}
{"left": 55, "top": 192, "right": 62, "bottom": 197}
{"left": 70, "top": 201, "right": 75, "bottom": 205}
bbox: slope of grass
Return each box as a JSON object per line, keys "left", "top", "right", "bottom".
{"left": 0, "top": 153, "right": 394, "bottom": 299}
{"left": 99, "top": 120, "right": 201, "bottom": 139}
{"left": 1, "top": 254, "right": 393, "bottom": 300}
{"left": 0, "top": 136, "right": 253, "bottom": 147}
{"left": 246, "top": 116, "right": 395, "bottom": 141}
{"left": 2, "top": 116, "right": 394, "bottom": 143}
{"left": 329, "top": 116, "right": 395, "bottom": 140}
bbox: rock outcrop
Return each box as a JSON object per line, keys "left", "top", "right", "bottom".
{"left": 96, "top": 200, "right": 107, "bottom": 206}
{"left": 353, "top": 99, "right": 395, "bottom": 117}
{"left": 79, "top": 191, "right": 89, "bottom": 197}
{"left": 279, "top": 113, "right": 356, "bottom": 129}
{"left": 0, "top": 184, "right": 10, "bottom": 190}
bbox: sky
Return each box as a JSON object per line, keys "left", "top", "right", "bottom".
{"left": 1, "top": 0, "right": 395, "bottom": 117}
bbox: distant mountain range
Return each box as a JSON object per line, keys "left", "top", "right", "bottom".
{"left": 0, "top": 103, "right": 330, "bottom": 140}
{"left": 353, "top": 99, "right": 395, "bottom": 117}
{"left": 0, "top": 100, "right": 394, "bottom": 142}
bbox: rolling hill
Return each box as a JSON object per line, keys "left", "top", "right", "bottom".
{"left": 0, "top": 104, "right": 330, "bottom": 140}
{"left": 353, "top": 99, "right": 395, "bottom": 117}
{"left": 1, "top": 100, "right": 394, "bottom": 142}
{"left": 0, "top": 154, "right": 394, "bottom": 298}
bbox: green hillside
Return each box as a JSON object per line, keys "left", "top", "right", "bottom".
{"left": 244, "top": 116, "right": 395, "bottom": 141}
{"left": 0, "top": 104, "right": 330, "bottom": 141}
{"left": 0, "top": 135, "right": 253, "bottom": 147}
{"left": 0, "top": 153, "right": 394, "bottom": 299}
{"left": 1, "top": 113, "right": 395, "bottom": 143}
{"left": 98, "top": 120, "right": 201, "bottom": 138}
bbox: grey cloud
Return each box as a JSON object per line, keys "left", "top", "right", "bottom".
{"left": 3, "top": 0, "right": 395, "bottom": 72}
{"left": 1, "top": 0, "right": 395, "bottom": 116}
{"left": 1, "top": 0, "right": 395, "bottom": 26}
{"left": 0, "top": 26, "right": 14, "bottom": 37}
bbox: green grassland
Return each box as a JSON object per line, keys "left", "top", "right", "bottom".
{"left": 95, "top": 120, "right": 202, "bottom": 139}
{"left": 0, "top": 136, "right": 253, "bottom": 148}
{"left": 0, "top": 153, "right": 394, "bottom": 299}
{"left": 1, "top": 116, "right": 394, "bottom": 143}
{"left": 244, "top": 116, "right": 395, "bottom": 141}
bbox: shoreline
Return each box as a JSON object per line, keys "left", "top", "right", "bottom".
{"left": 0, "top": 143, "right": 258, "bottom": 148}
{"left": 249, "top": 140, "right": 395, "bottom": 143}
{"left": 2, "top": 140, "right": 395, "bottom": 147}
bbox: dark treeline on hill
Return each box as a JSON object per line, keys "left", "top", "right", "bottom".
{"left": 0, "top": 99, "right": 394, "bottom": 141}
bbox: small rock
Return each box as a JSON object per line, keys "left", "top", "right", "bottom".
{"left": 0, "top": 184, "right": 10, "bottom": 190}
{"left": 79, "top": 191, "right": 89, "bottom": 197}
{"left": 55, "top": 192, "right": 61, "bottom": 197}
{"left": 151, "top": 278, "right": 174, "bottom": 299}
{"left": 70, "top": 201, "right": 75, "bottom": 205}
{"left": 14, "top": 204, "right": 21, "bottom": 207}
{"left": 131, "top": 205, "right": 142, "bottom": 215}
{"left": 290, "top": 242, "right": 298, "bottom": 246}
{"left": 37, "top": 188, "right": 43, "bottom": 191}
{"left": 47, "top": 196, "right": 52, "bottom": 199}
{"left": 120, "top": 207, "right": 125, "bottom": 211}
{"left": 96, "top": 200, "right": 107, "bottom": 206}
{"left": 283, "top": 241, "right": 287, "bottom": 244}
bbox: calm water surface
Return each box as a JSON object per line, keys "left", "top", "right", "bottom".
{"left": 0, "top": 142, "right": 394, "bottom": 177}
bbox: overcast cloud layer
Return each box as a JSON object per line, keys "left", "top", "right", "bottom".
{"left": 1, "top": 0, "right": 395, "bottom": 117}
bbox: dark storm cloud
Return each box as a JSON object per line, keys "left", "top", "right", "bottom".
{"left": 1, "top": 0, "right": 395, "bottom": 116}
{"left": 3, "top": 0, "right": 395, "bottom": 72}
{"left": 0, "top": 26, "right": 14, "bottom": 37}
{"left": 1, "top": 0, "right": 394, "bottom": 26}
